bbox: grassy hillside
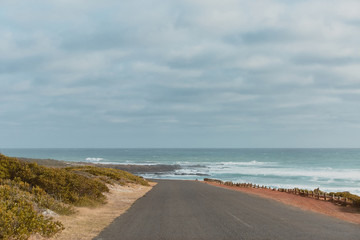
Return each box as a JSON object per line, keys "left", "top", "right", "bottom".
{"left": 0, "top": 154, "right": 148, "bottom": 240}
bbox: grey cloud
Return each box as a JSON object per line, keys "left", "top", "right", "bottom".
{"left": 60, "top": 30, "right": 132, "bottom": 51}
{"left": 0, "top": 56, "right": 45, "bottom": 73}
{"left": 226, "top": 28, "right": 297, "bottom": 45}
{"left": 292, "top": 55, "right": 360, "bottom": 66}
{"left": 1, "top": 0, "right": 360, "bottom": 147}
{"left": 166, "top": 52, "right": 222, "bottom": 70}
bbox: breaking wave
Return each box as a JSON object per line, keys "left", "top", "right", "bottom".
{"left": 85, "top": 157, "right": 104, "bottom": 162}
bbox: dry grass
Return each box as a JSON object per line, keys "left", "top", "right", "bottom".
{"left": 30, "top": 182, "right": 156, "bottom": 240}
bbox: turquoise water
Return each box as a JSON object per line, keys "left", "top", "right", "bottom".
{"left": 1, "top": 148, "right": 360, "bottom": 195}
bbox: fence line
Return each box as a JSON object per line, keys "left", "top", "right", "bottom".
{"left": 203, "top": 178, "right": 354, "bottom": 206}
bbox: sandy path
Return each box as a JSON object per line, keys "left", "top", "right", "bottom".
{"left": 30, "top": 182, "right": 155, "bottom": 240}
{"left": 205, "top": 181, "right": 360, "bottom": 225}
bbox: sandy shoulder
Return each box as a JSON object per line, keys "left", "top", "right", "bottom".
{"left": 204, "top": 182, "right": 360, "bottom": 225}
{"left": 31, "top": 182, "right": 155, "bottom": 240}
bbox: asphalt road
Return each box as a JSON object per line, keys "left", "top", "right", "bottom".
{"left": 95, "top": 180, "right": 360, "bottom": 240}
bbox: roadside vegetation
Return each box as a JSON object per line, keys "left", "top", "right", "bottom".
{"left": 0, "top": 153, "right": 148, "bottom": 240}
{"left": 328, "top": 191, "right": 360, "bottom": 207}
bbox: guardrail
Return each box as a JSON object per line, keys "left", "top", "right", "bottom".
{"left": 203, "top": 178, "right": 356, "bottom": 206}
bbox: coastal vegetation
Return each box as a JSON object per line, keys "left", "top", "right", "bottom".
{"left": 66, "top": 165, "right": 149, "bottom": 186}
{"left": 0, "top": 154, "right": 148, "bottom": 240}
{"left": 329, "top": 191, "right": 360, "bottom": 207}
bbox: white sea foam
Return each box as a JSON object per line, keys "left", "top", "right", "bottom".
{"left": 85, "top": 157, "right": 104, "bottom": 162}
{"left": 200, "top": 161, "right": 359, "bottom": 180}
{"left": 216, "top": 160, "right": 278, "bottom": 167}
{"left": 220, "top": 160, "right": 276, "bottom": 166}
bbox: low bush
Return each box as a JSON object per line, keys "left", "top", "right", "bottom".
{"left": 0, "top": 185, "right": 64, "bottom": 240}
{"left": 0, "top": 153, "right": 149, "bottom": 239}
{"left": 329, "top": 191, "right": 360, "bottom": 207}
{"left": 66, "top": 166, "right": 149, "bottom": 186}
{"left": 0, "top": 154, "right": 108, "bottom": 206}
{"left": 0, "top": 179, "right": 75, "bottom": 215}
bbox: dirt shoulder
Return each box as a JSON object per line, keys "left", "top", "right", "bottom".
{"left": 30, "top": 182, "right": 156, "bottom": 240}
{"left": 204, "top": 181, "right": 360, "bottom": 225}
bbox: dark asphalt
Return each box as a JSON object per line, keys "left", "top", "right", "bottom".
{"left": 94, "top": 180, "right": 360, "bottom": 240}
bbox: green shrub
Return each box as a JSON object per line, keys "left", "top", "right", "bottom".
{"left": 0, "top": 185, "right": 64, "bottom": 240}
{"left": 0, "top": 179, "right": 75, "bottom": 215}
{"left": 329, "top": 191, "right": 360, "bottom": 207}
{"left": 67, "top": 166, "right": 149, "bottom": 186}
{"left": 0, "top": 154, "right": 108, "bottom": 206}
{"left": 0, "top": 153, "right": 149, "bottom": 239}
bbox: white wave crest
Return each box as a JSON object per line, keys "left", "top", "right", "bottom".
{"left": 85, "top": 157, "right": 104, "bottom": 162}
{"left": 210, "top": 165, "right": 360, "bottom": 181}
{"left": 221, "top": 160, "right": 276, "bottom": 166}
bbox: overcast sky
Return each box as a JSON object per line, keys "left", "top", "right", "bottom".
{"left": 1, "top": 0, "right": 360, "bottom": 148}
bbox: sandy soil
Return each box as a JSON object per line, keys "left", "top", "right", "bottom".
{"left": 204, "top": 182, "right": 360, "bottom": 225}
{"left": 30, "top": 182, "right": 156, "bottom": 240}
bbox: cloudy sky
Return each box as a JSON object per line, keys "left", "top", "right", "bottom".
{"left": 1, "top": 0, "right": 360, "bottom": 148}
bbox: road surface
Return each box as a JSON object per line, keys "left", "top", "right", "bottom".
{"left": 95, "top": 180, "right": 360, "bottom": 240}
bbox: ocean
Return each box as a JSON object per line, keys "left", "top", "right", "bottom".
{"left": 1, "top": 148, "right": 360, "bottom": 195}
